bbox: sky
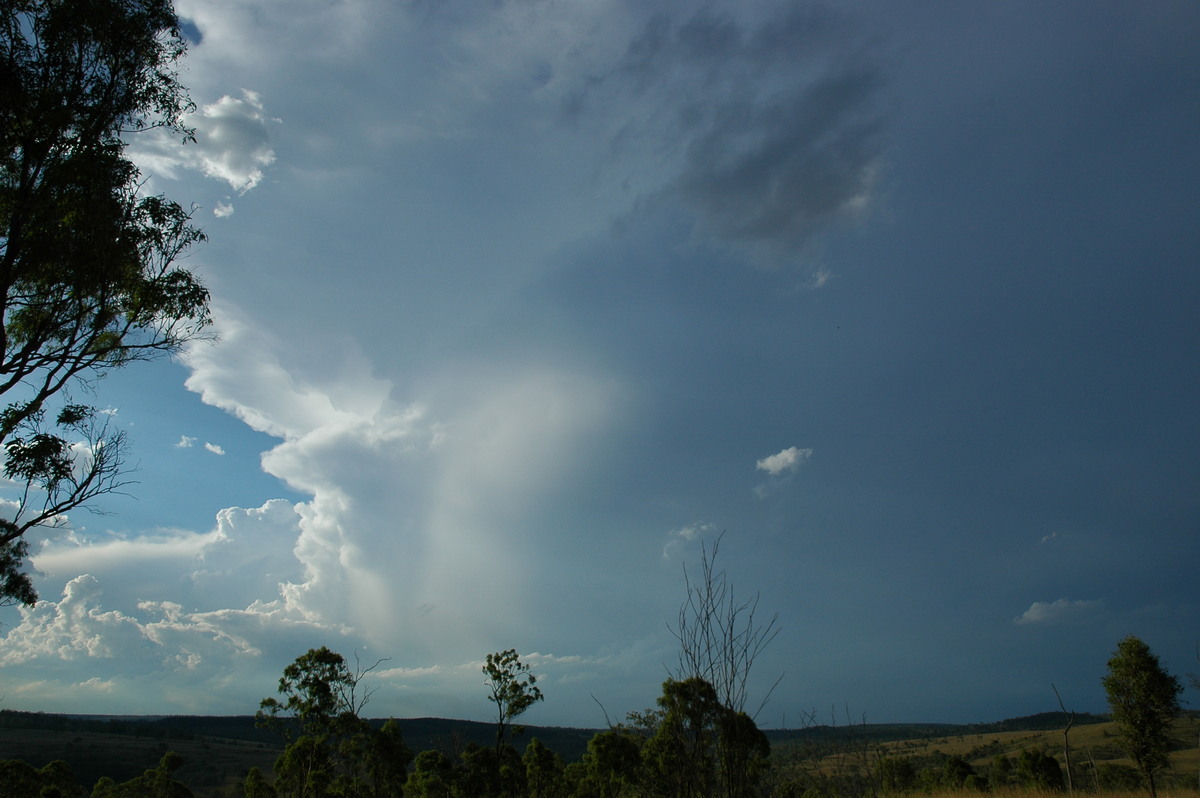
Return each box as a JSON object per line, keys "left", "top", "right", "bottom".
{"left": 1, "top": 0, "right": 1198, "bottom": 730}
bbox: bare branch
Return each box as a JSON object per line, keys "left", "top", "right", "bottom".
{"left": 669, "top": 532, "right": 781, "bottom": 718}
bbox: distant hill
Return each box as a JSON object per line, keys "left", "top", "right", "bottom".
{"left": 762, "top": 711, "right": 1108, "bottom": 748}
{"left": 6, "top": 707, "right": 1185, "bottom": 798}
{"left": 964, "top": 710, "right": 1109, "bottom": 733}
{"left": 0, "top": 710, "right": 598, "bottom": 766}
{"left": 0, "top": 707, "right": 1113, "bottom": 766}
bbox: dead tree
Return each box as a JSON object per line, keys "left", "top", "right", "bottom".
{"left": 1052, "top": 683, "right": 1075, "bottom": 793}
{"left": 669, "top": 533, "right": 781, "bottom": 717}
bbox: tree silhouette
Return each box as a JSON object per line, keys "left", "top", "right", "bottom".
{"left": 1102, "top": 635, "right": 1182, "bottom": 798}
{"left": 0, "top": 0, "right": 211, "bottom": 603}
{"left": 483, "top": 649, "right": 544, "bottom": 757}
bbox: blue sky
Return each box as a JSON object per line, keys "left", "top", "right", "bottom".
{"left": 1, "top": 0, "right": 1198, "bottom": 729}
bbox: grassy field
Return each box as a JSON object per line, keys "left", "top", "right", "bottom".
{"left": 767, "top": 714, "right": 1199, "bottom": 796}
{"left": 915, "top": 792, "right": 1200, "bottom": 798}
{"left": 873, "top": 715, "right": 1200, "bottom": 779}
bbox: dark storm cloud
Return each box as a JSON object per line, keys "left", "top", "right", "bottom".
{"left": 572, "top": 6, "right": 887, "bottom": 254}
{"left": 676, "top": 65, "right": 883, "bottom": 246}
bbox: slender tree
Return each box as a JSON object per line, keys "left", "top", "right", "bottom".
{"left": 1052, "top": 683, "right": 1076, "bottom": 793}
{"left": 483, "top": 649, "right": 544, "bottom": 757}
{"left": 670, "top": 533, "right": 780, "bottom": 718}
{"left": 1102, "top": 635, "right": 1182, "bottom": 798}
{"left": 669, "top": 534, "right": 779, "bottom": 797}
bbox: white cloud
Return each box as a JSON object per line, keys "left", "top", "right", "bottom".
{"left": 204, "top": 442, "right": 226, "bottom": 456}
{"left": 31, "top": 500, "right": 305, "bottom": 616}
{"left": 0, "top": 575, "right": 149, "bottom": 664}
{"left": 662, "top": 522, "right": 717, "bottom": 559}
{"left": 213, "top": 201, "right": 235, "bottom": 218}
{"left": 1014, "top": 598, "right": 1103, "bottom": 625}
{"left": 174, "top": 0, "right": 378, "bottom": 75}
{"left": 191, "top": 91, "right": 278, "bottom": 191}
{"left": 129, "top": 90, "right": 277, "bottom": 192}
{"left": 175, "top": 435, "right": 196, "bottom": 448}
{"left": 181, "top": 308, "right": 621, "bottom": 657}
{"left": 806, "top": 266, "right": 833, "bottom": 290}
{"left": 33, "top": 529, "right": 218, "bottom": 580}
{"left": 756, "top": 446, "right": 813, "bottom": 475}
{"left": 0, "top": 568, "right": 361, "bottom": 714}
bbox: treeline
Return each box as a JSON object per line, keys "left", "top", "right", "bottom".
{"left": 238, "top": 646, "right": 774, "bottom": 798}
{"left": 964, "top": 713, "right": 1109, "bottom": 735}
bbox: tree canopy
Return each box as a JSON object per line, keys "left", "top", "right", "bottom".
{"left": 0, "top": 0, "right": 210, "bottom": 604}
{"left": 1101, "top": 635, "right": 1182, "bottom": 798}
{"left": 484, "top": 649, "right": 544, "bottom": 756}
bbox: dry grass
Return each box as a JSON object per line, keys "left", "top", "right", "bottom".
{"left": 920, "top": 792, "right": 1200, "bottom": 798}
{"left": 872, "top": 716, "right": 1199, "bottom": 778}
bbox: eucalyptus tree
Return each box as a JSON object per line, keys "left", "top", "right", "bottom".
{"left": 523, "top": 737, "right": 564, "bottom": 798}
{"left": 484, "top": 648, "right": 544, "bottom": 757}
{"left": 1102, "top": 636, "right": 1182, "bottom": 798}
{"left": 257, "top": 647, "right": 393, "bottom": 798}
{"left": 0, "top": 0, "right": 210, "bottom": 603}
{"left": 642, "top": 677, "right": 724, "bottom": 798}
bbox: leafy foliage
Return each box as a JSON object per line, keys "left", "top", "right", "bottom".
{"left": 1015, "top": 748, "right": 1064, "bottom": 791}
{"left": 1101, "top": 635, "right": 1182, "bottom": 797}
{"left": 91, "top": 751, "right": 193, "bottom": 797}
{"left": 404, "top": 749, "right": 454, "bottom": 798}
{"left": 0, "top": 0, "right": 211, "bottom": 603}
{"left": 0, "top": 536, "right": 36, "bottom": 606}
{"left": 256, "top": 647, "right": 405, "bottom": 798}
{"left": 484, "top": 649, "right": 545, "bottom": 756}
{"left": 523, "top": 737, "right": 564, "bottom": 798}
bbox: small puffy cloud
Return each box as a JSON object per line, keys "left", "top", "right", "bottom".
{"left": 805, "top": 266, "right": 832, "bottom": 291}
{"left": 756, "top": 446, "right": 812, "bottom": 476}
{"left": 176, "top": 436, "right": 196, "bottom": 448}
{"left": 204, "top": 442, "right": 226, "bottom": 456}
{"left": 129, "top": 90, "right": 277, "bottom": 193}
{"left": 1014, "top": 598, "right": 1103, "bottom": 625}
{"left": 663, "top": 522, "right": 717, "bottom": 559}
{"left": 213, "top": 201, "right": 235, "bottom": 218}
{"left": 191, "top": 91, "right": 278, "bottom": 191}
